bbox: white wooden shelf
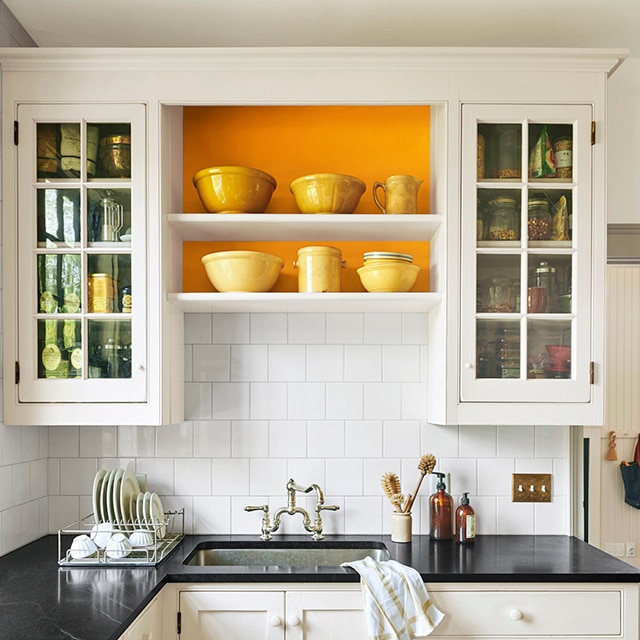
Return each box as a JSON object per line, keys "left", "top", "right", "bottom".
{"left": 166, "top": 213, "right": 442, "bottom": 241}
{"left": 167, "top": 291, "right": 441, "bottom": 313}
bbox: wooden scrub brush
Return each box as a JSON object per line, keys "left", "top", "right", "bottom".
{"left": 381, "top": 472, "right": 405, "bottom": 512}
{"left": 605, "top": 431, "right": 618, "bottom": 461}
{"left": 403, "top": 453, "right": 437, "bottom": 513}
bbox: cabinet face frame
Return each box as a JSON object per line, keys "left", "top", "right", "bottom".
{"left": 10, "top": 103, "right": 148, "bottom": 408}
{"left": 459, "top": 103, "right": 594, "bottom": 407}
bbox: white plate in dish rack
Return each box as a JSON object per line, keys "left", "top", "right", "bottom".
{"left": 92, "top": 469, "right": 108, "bottom": 523}
{"left": 99, "top": 469, "right": 115, "bottom": 524}
{"left": 149, "top": 493, "right": 166, "bottom": 538}
{"left": 119, "top": 470, "right": 141, "bottom": 531}
{"left": 109, "top": 468, "right": 125, "bottom": 525}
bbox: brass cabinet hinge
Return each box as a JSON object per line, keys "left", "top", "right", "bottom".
{"left": 177, "top": 611, "right": 181, "bottom": 635}
{"left": 591, "top": 121, "right": 596, "bottom": 145}
{"left": 14, "top": 120, "right": 18, "bottom": 145}
{"left": 15, "top": 361, "right": 20, "bottom": 385}
{"left": 590, "top": 361, "right": 595, "bottom": 384}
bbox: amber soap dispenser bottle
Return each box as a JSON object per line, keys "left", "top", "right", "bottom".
{"left": 455, "top": 492, "right": 476, "bottom": 543}
{"left": 429, "top": 472, "right": 453, "bottom": 540}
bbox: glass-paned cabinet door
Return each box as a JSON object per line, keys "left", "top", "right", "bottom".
{"left": 16, "top": 104, "right": 146, "bottom": 404}
{"left": 460, "top": 104, "right": 593, "bottom": 404}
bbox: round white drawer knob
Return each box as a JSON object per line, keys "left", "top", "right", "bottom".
{"left": 269, "top": 616, "right": 283, "bottom": 627}
{"left": 465, "top": 362, "right": 473, "bottom": 369}
{"left": 510, "top": 609, "right": 524, "bottom": 621}
{"left": 287, "top": 616, "right": 301, "bottom": 627}
{"left": 137, "top": 363, "right": 145, "bottom": 371}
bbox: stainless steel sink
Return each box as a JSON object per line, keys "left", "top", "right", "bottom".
{"left": 184, "top": 541, "right": 390, "bottom": 567}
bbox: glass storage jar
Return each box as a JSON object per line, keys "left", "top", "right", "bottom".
{"left": 487, "top": 274, "right": 517, "bottom": 313}
{"left": 494, "top": 124, "right": 522, "bottom": 179}
{"left": 533, "top": 261, "right": 558, "bottom": 312}
{"left": 499, "top": 327, "right": 520, "bottom": 378}
{"left": 527, "top": 193, "right": 551, "bottom": 240}
{"left": 487, "top": 197, "right": 518, "bottom": 240}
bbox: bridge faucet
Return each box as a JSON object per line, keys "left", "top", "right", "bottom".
{"left": 244, "top": 478, "right": 340, "bottom": 540}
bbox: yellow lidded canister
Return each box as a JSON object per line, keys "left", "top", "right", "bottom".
{"left": 294, "top": 246, "right": 345, "bottom": 292}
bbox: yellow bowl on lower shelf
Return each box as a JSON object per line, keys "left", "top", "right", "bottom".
{"left": 357, "top": 261, "right": 421, "bottom": 292}
{"left": 201, "top": 250, "right": 284, "bottom": 292}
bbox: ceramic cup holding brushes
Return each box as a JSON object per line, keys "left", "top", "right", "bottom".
{"left": 381, "top": 453, "right": 437, "bottom": 542}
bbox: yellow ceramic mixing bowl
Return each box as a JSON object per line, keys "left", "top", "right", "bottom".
{"left": 357, "top": 261, "right": 421, "bottom": 292}
{"left": 193, "top": 166, "right": 277, "bottom": 213}
{"left": 201, "top": 250, "right": 284, "bottom": 292}
{"left": 289, "top": 173, "right": 366, "bottom": 214}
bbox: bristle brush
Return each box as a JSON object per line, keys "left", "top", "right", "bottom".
{"left": 403, "top": 453, "right": 437, "bottom": 513}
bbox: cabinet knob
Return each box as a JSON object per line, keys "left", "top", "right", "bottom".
{"left": 465, "top": 362, "right": 474, "bottom": 369}
{"left": 287, "top": 616, "right": 301, "bottom": 627}
{"left": 269, "top": 616, "right": 283, "bottom": 627}
{"left": 137, "top": 363, "right": 145, "bottom": 371}
{"left": 510, "top": 609, "right": 524, "bottom": 621}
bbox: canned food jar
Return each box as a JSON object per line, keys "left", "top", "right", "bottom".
{"left": 553, "top": 134, "right": 572, "bottom": 179}
{"left": 87, "top": 273, "right": 117, "bottom": 313}
{"left": 98, "top": 134, "right": 131, "bottom": 178}
{"left": 294, "top": 246, "right": 345, "bottom": 292}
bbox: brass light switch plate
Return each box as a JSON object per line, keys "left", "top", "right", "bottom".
{"left": 512, "top": 473, "right": 552, "bottom": 503}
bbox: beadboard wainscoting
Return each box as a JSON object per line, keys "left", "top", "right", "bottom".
{"left": 45, "top": 312, "right": 570, "bottom": 540}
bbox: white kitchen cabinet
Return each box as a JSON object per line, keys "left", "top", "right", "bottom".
{"left": 178, "top": 587, "right": 366, "bottom": 640}
{"left": 0, "top": 47, "right": 626, "bottom": 426}
{"left": 169, "top": 581, "right": 639, "bottom": 640}
{"left": 456, "top": 103, "right": 597, "bottom": 424}
{"left": 119, "top": 595, "right": 162, "bottom": 640}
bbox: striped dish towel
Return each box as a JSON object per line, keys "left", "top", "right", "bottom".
{"left": 342, "top": 556, "right": 445, "bottom": 640}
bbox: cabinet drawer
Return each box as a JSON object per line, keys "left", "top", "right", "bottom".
{"left": 430, "top": 589, "right": 621, "bottom": 637}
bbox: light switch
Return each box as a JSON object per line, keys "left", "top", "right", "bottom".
{"left": 511, "top": 473, "right": 552, "bottom": 503}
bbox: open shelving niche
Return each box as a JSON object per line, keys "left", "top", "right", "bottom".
{"left": 163, "top": 102, "right": 448, "bottom": 315}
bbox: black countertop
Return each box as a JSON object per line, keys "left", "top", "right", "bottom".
{"left": 1, "top": 534, "right": 639, "bottom": 640}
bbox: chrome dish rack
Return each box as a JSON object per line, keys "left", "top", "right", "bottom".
{"left": 58, "top": 508, "right": 184, "bottom": 567}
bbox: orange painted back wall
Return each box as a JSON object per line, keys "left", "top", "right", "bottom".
{"left": 182, "top": 105, "right": 431, "bottom": 291}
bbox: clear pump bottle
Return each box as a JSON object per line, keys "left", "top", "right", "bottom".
{"left": 429, "top": 472, "right": 453, "bottom": 540}
{"left": 455, "top": 493, "right": 476, "bottom": 544}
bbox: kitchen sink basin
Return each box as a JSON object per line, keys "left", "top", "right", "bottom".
{"left": 184, "top": 540, "right": 390, "bottom": 567}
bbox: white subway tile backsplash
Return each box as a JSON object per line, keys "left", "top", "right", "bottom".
{"left": 185, "top": 382, "right": 213, "bottom": 420}
{"left": 48, "top": 496, "right": 79, "bottom": 534}
{"left": 326, "top": 458, "right": 363, "bottom": 496}
{"left": 326, "top": 314, "right": 363, "bottom": 344}
{"left": 212, "top": 382, "right": 249, "bottom": 419}
{"left": 287, "top": 382, "right": 325, "bottom": 420}
{"left": 29, "top": 460, "right": 47, "bottom": 501}
{"left": 231, "top": 421, "right": 269, "bottom": 458}
{"left": 344, "top": 496, "right": 383, "bottom": 534}
{"left": 250, "top": 313, "right": 287, "bottom": 344}
{"left": 0, "top": 466, "right": 11, "bottom": 510}
{"left": 48, "top": 426, "right": 80, "bottom": 458}
{"left": 231, "top": 345, "right": 268, "bottom": 381}
{"left": 498, "top": 425, "right": 534, "bottom": 458}
{"left": 326, "top": 382, "right": 363, "bottom": 420}
{"left": 288, "top": 314, "right": 325, "bottom": 344}
{"left": 287, "top": 458, "right": 326, "bottom": 487}
{"left": 193, "top": 420, "right": 231, "bottom": 458}
{"left": 364, "top": 382, "right": 401, "bottom": 420}
{"left": 79, "top": 427, "right": 117, "bottom": 458}
{"left": 193, "top": 345, "right": 230, "bottom": 381}
{"left": 534, "top": 497, "right": 567, "bottom": 534}
{"left": 477, "top": 458, "right": 514, "bottom": 496}
{"left": 422, "top": 422, "right": 460, "bottom": 458}
{"left": 401, "top": 383, "right": 428, "bottom": 419}
{"left": 268, "top": 345, "right": 305, "bottom": 381}
{"left": 194, "top": 496, "right": 231, "bottom": 533}
{"left": 211, "top": 313, "right": 250, "bottom": 344}
{"left": 383, "top": 345, "right": 420, "bottom": 381}
{"left": 157, "top": 421, "right": 193, "bottom": 458}
{"left": 307, "top": 421, "right": 345, "bottom": 458}
{"left": 0, "top": 425, "right": 20, "bottom": 465}
{"left": 184, "top": 313, "right": 212, "bottom": 343}
{"left": 135, "top": 458, "right": 175, "bottom": 496}
{"left": 345, "top": 421, "right": 383, "bottom": 458}
{"left": 249, "top": 458, "right": 289, "bottom": 495}
{"left": 364, "top": 314, "right": 402, "bottom": 344}
{"left": 306, "top": 344, "right": 344, "bottom": 381}
{"left": 401, "top": 314, "right": 429, "bottom": 344}
{"left": 250, "top": 383, "right": 288, "bottom": 419}
{"left": 345, "top": 345, "right": 382, "bottom": 381}
{"left": 212, "top": 458, "right": 250, "bottom": 495}
{"left": 459, "top": 425, "right": 497, "bottom": 458}
{"left": 383, "top": 420, "right": 421, "bottom": 458}
{"left": 269, "top": 420, "right": 307, "bottom": 458}
{"left": 59, "top": 458, "right": 97, "bottom": 496}
{"left": 118, "top": 425, "right": 156, "bottom": 458}
{"left": 497, "top": 497, "right": 534, "bottom": 534}
{"left": 175, "top": 458, "right": 212, "bottom": 496}
{"left": 535, "top": 425, "right": 568, "bottom": 458}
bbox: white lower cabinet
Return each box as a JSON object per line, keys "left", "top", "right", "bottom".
{"left": 119, "top": 595, "right": 163, "bottom": 640}
{"left": 178, "top": 587, "right": 367, "bottom": 640}
{"left": 168, "top": 582, "right": 639, "bottom": 640}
